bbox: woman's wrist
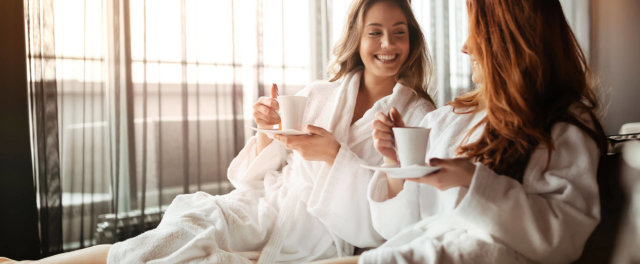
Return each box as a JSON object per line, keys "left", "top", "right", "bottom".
{"left": 256, "top": 132, "right": 273, "bottom": 154}
{"left": 324, "top": 142, "right": 341, "bottom": 166}
{"left": 382, "top": 157, "right": 398, "bottom": 166}
{"left": 257, "top": 123, "right": 274, "bottom": 129}
{"left": 386, "top": 176, "right": 405, "bottom": 199}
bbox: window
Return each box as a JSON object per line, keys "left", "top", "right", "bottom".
{"left": 50, "top": 0, "right": 317, "bottom": 249}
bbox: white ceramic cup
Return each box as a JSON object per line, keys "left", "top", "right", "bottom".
{"left": 392, "top": 127, "right": 430, "bottom": 167}
{"left": 278, "top": 95, "right": 308, "bottom": 131}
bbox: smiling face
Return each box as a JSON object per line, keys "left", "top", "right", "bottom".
{"left": 359, "top": 1, "right": 410, "bottom": 82}
{"left": 461, "top": 38, "right": 484, "bottom": 85}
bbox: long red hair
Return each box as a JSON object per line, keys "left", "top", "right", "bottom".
{"left": 451, "top": 0, "right": 606, "bottom": 181}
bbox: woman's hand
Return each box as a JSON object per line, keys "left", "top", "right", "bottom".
{"left": 274, "top": 125, "right": 340, "bottom": 165}
{"left": 254, "top": 84, "right": 280, "bottom": 154}
{"left": 407, "top": 157, "right": 476, "bottom": 190}
{"left": 372, "top": 107, "right": 407, "bottom": 198}
{"left": 372, "top": 107, "right": 405, "bottom": 165}
{"left": 252, "top": 84, "right": 280, "bottom": 129}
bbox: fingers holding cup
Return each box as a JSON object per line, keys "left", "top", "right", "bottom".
{"left": 389, "top": 107, "right": 406, "bottom": 127}
{"left": 253, "top": 97, "right": 280, "bottom": 129}
{"left": 372, "top": 112, "right": 399, "bottom": 162}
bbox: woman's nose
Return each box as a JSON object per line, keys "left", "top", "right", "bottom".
{"left": 381, "top": 34, "right": 393, "bottom": 49}
{"left": 461, "top": 42, "right": 469, "bottom": 54}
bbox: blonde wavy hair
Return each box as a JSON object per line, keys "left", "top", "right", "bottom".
{"left": 329, "top": 0, "right": 434, "bottom": 105}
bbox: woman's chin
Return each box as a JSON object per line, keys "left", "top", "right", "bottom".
{"left": 471, "top": 75, "right": 483, "bottom": 86}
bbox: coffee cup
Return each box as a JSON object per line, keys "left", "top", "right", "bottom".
{"left": 278, "top": 95, "right": 308, "bottom": 131}
{"left": 392, "top": 127, "right": 429, "bottom": 167}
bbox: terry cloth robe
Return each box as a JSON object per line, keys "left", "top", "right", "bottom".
{"left": 106, "top": 70, "right": 435, "bottom": 264}
{"left": 360, "top": 105, "right": 601, "bottom": 264}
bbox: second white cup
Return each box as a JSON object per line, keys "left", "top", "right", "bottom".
{"left": 392, "top": 127, "right": 430, "bottom": 167}
{"left": 278, "top": 95, "right": 308, "bottom": 131}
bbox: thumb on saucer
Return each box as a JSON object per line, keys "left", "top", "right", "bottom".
{"left": 305, "top": 124, "right": 329, "bottom": 136}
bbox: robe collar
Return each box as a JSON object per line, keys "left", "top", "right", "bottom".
{"left": 328, "top": 70, "right": 417, "bottom": 147}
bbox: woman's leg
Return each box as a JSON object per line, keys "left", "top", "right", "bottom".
{"left": 40, "top": 245, "right": 110, "bottom": 264}
{"left": 307, "top": 256, "right": 359, "bottom": 264}
{"left": 0, "top": 257, "right": 15, "bottom": 263}
{"left": 3, "top": 245, "right": 111, "bottom": 264}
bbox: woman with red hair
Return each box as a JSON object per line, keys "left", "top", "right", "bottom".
{"left": 358, "top": 0, "right": 607, "bottom": 263}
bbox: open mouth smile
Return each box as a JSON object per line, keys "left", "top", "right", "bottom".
{"left": 375, "top": 54, "right": 399, "bottom": 63}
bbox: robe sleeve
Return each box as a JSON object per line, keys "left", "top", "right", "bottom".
{"left": 227, "top": 136, "right": 289, "bottom": 191}
{"left": 306, "top": 143, "right": 386, "bottom": 248}
{"left": 453, "top": 122, "right": 600, "bottom": 263}
{"left": 365, "top": 108, "right": 432, "bottom": 240}
{"left": 367, "top": 175, "right": 421, "bottom": 240}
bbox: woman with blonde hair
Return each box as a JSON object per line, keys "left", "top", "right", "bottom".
{"left": 1, "top": 0, "right": 435, "bottom": 263}
{"left": 349, "top": 0, "right": 606, "bottom": 263}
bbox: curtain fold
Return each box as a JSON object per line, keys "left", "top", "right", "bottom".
{"left": 25, "top": 0, "right": 314, "bottom": 251}
{"left": 24, "top": 0, "right": 63, "bottom": 255}
{"left": 560, "top": 0, "right": 591, "bottom": 62}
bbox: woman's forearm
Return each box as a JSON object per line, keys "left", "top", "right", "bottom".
{"left": 383, "top": 157, "right": 404, "bottom": 198}
{"left": 255, "top": 132, "right": 273, "bottom": 155}
{"left": 386, "top": 176, "right": 405, "bottom": 199}
{"left": 21, "top": 245, "right": 111, "bottom": 264}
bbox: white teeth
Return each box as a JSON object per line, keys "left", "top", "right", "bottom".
{"left": 376, "top": 54, "right": 397, "bottom": 61}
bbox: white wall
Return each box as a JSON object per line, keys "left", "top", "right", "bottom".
{"left": 591, "top": 0, "right": 640, "bottom": 134}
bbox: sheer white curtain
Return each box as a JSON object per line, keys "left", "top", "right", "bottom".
{"left": 27, "top": 0, "right": 316, "bottom": 251}
{"left": 411, "top": 0, "right": 471, "bottom": 106}
{"left": 560, "top": 0, "right": 591, "bottom": 63}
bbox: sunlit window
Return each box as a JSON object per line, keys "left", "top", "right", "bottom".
{"left": 51, "top": 0, "right": 315, "bottom": 249}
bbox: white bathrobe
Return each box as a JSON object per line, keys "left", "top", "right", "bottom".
{"left": 106, "top": 70, "right": 435, "bottom": 264}
{"left": 360, "top": 105, "right": 601, "bottom": 264}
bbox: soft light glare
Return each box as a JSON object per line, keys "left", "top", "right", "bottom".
{"left": 624, "top": 141, "right": 640, "bottom": 169}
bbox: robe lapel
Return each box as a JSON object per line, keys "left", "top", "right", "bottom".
{"left": 347, "top": 82, "right": 414, "bottom": 147}
{"left": 326, "top": 71, "right": 361, "bottom": 144}
{"left": 323, "top": 71, "right": 417, "bottom": 148}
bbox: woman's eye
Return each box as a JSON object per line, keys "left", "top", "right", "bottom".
{"left": 394, "top": 31, "right": 406, "bottom": 35}
{"left": 368, "top": 32, "right": 381, "bottom": 36}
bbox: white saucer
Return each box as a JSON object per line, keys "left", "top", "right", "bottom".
{"left": 249, "top": 127, "right": 310, "bottom": 136}
{"left": 361, "top": 164, "right": 440, "bottom": 179}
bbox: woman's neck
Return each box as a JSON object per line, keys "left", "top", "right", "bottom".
{"left": 350, "top": 70, "right": 397, "bottom": 125}
{"left": 361, "top": 71, "right": 397, "bottom": 98}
